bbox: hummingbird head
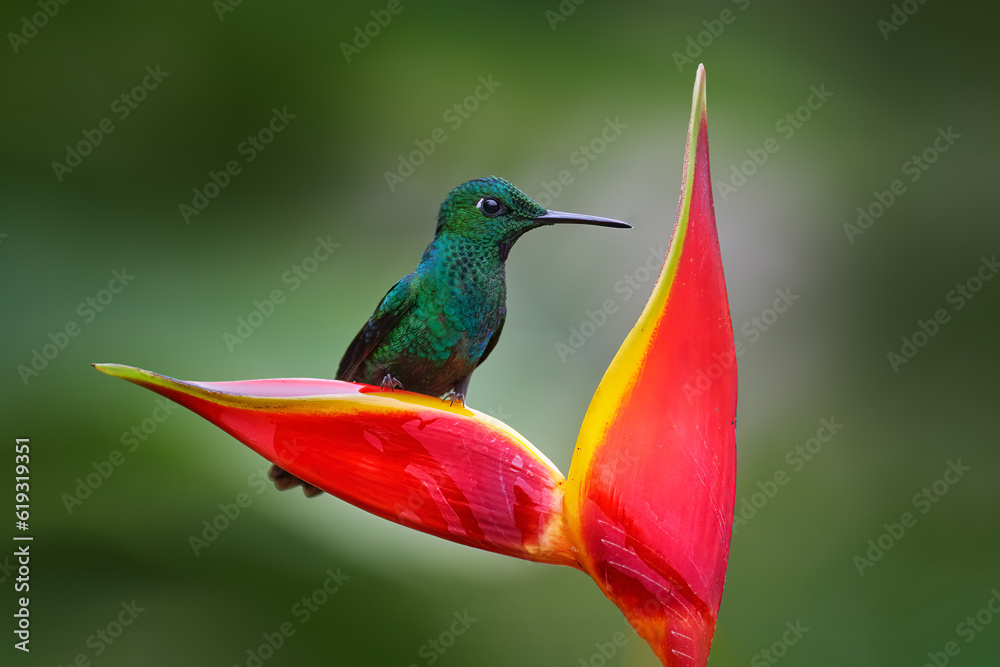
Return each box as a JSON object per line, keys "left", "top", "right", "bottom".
{"left": 435, "top": 177, "right": 629, "bottom": 260}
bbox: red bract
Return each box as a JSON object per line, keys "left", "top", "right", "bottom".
{"left": 96, "top": 64, "right": 736, "bottom": 666}
{"left": 94, "top": 366, "right": 577, "bottom": 565}
{"left": 563, "top": 64, "right": 737, "bottom": 665}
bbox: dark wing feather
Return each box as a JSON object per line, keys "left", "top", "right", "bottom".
{"left": 447, "top": 314, "right": 505, "bottom": 399}
{"left": 337, "top": 274, "right": 417, "bottom": 381}
{"left": 475, "top": 313, "right": 505, "bottom": 369}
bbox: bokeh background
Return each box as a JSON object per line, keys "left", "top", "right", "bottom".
{"left": 2, "top": 1, "right": 998, "bottom": 665}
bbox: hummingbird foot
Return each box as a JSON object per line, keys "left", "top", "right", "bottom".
{"left": 443, "top": 390, "right": 466, "bottom": 407}
{"left": 380, "top": 374, "right": 404, "bottom": 391}
{"left": 268, "top": 464, "right": 324, "bottom": 498}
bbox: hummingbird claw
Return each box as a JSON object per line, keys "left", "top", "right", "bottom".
{"left": 443, "top": 390, "right": 466, "bottom": 407}
{"left": 268, "top": 464, "right": 324, "bottom": 497}
{"left": 380, "top": 374, "right": 404, "bottom": 392}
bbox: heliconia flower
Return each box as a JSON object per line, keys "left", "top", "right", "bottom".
{"left": 95, "top": 64, "right": 735, "bottom": 667}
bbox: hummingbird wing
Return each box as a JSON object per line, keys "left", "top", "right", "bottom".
{"left": 337, "top": 274, "right": 417, "bottom": 381}
{"left": 475, "top": 313, "right": 505, "bottom": 369}
{"left": 445, "top": 314, "right": 505, "bottom": 401}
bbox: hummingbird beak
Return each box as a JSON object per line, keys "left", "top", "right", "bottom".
{"left": 535, "top": 210, "right": 631, "bottom": 229}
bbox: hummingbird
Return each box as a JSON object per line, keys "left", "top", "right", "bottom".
{"left": 270, "top": 176, "right": 630, "bottom": 496}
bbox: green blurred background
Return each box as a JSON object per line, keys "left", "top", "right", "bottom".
{"left": 2, "top": 1, "right": 998, "bottom": 665}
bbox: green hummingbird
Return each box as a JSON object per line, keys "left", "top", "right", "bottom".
{"left": 270, "top": 176, "right": 629, "bottom": 496}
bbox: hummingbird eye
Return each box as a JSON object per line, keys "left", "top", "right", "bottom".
{"left": 476, "top": 197, "right": 505, "bottom": 217}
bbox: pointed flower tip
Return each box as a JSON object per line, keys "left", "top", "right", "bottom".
{"left": 699, "top": 72, "right": 707, "bottom": 105}
{"left": 691, "top": 65, "right": 708, "bottom": 130}
{"left": 94, "top": 362, "right": 131, "bottom": 373}
{"left": 93, "top": 362, "right": 146, "bottom": 383}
